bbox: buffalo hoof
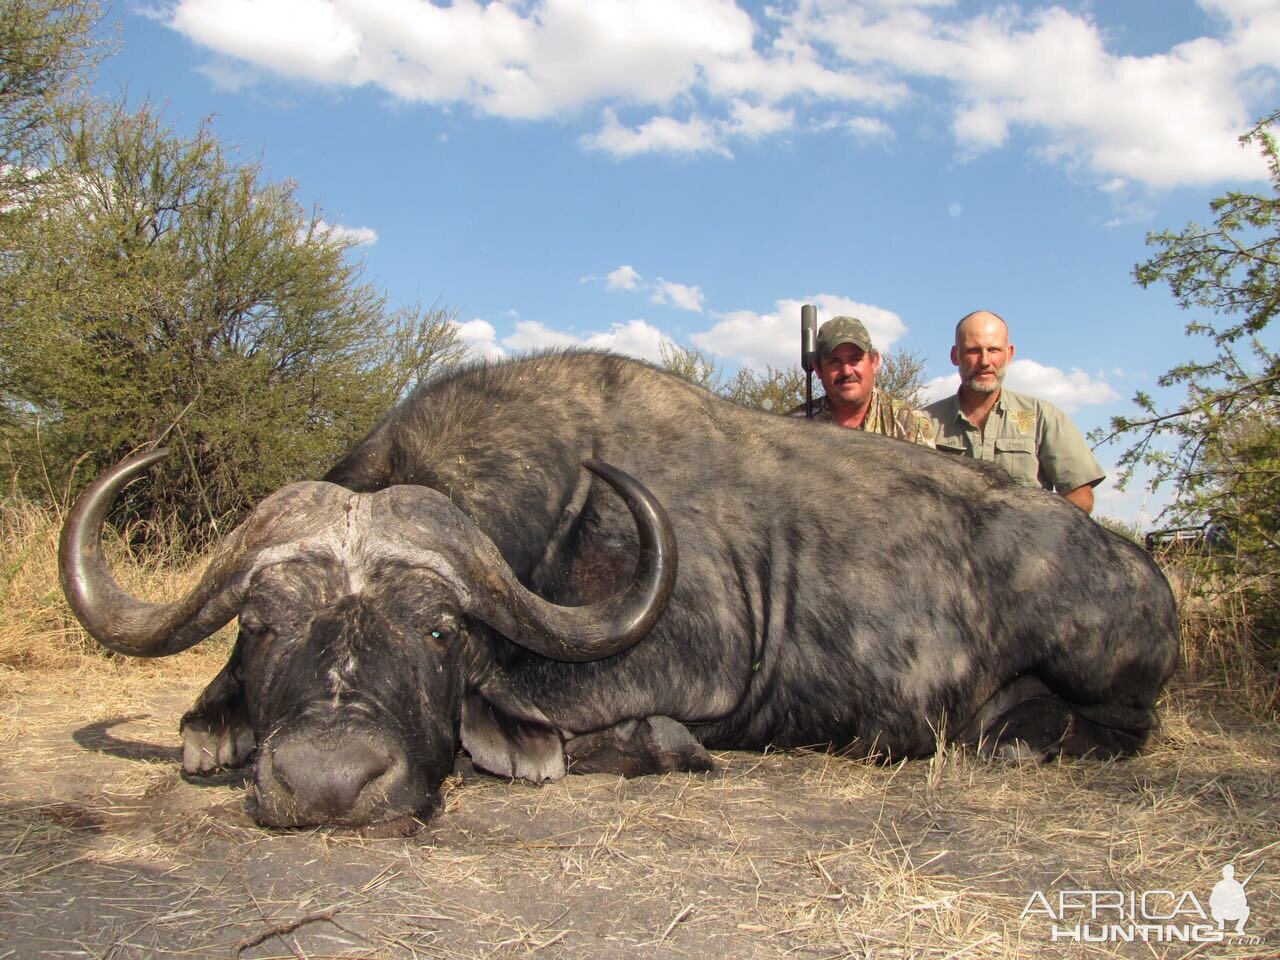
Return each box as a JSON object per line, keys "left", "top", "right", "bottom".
{"left": 566, "top": 716, "right": 716, "bottom": 777}
{"left": 180, "top": 714, "right": 255, "bottom": 775}
{"left": 979, "top": 738, "right": 1044, "bottom": 762}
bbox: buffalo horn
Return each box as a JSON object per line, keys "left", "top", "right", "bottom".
{"left": 394, "top": 459, "right": 677, "bottom": 662}
{"left": 483, "top": 459, "right": 677, "bottom": 660}
{"left": 59, "top": 448, "right": 250, "bottom": 656}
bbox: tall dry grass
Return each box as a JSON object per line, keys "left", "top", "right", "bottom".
{"left": 2, "top": 496, "right": 85, "bottom": 668}
{"left": 1156, "top": 544, "right": 1280, "bottom": 719}
{"left": 1, "top": 494, "right": 232, "bottom": 670}
{"left": 3, "top": 491, "right": 1277, "bottom": 717}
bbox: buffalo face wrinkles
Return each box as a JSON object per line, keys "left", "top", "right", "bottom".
{"left": 238, "top": 560, "right": 465, "bottom": 828}
{"left": 61, "top": 442, "right": 675, "bottom": 830}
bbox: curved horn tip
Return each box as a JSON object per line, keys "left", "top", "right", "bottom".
{"left": 58, "top": 446, "right": 225, "bottom": 658}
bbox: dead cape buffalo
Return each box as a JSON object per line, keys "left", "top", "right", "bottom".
{"left": 60, "top": 351, "right": 1178, "bottom": 829}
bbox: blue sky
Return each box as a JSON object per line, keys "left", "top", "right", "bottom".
{"left": 97, "top": 1, "right": 1280, "bottom": 525}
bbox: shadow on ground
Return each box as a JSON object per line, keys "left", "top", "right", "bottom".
{"left": 1, "top": 674, "right": 1276, "bottom": 959}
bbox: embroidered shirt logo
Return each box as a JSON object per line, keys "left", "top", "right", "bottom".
{"left": 1011, "top": 410, "right": 1035, "bottom": 433}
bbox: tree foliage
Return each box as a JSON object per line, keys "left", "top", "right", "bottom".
{"left": 0, "top": 0, "right": 100, "bottom": 212}
{"left": 1105, "top": 108, "right": 1280, "bottom": 653}
{"left": 658, "top": 341, "right": 724, "bottom": 394}
{"left": 1, "top": 101, "right": 463, "bottom": 541}
{"left": 658, "top": 341, "right": 926, "bottom": 416}
{"left": 724, "top": 364, "right": 807, "bottom": 413}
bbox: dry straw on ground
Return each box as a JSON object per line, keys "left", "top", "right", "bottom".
{"left": 1, "top": 503, "right": 1277, "bottom": 958}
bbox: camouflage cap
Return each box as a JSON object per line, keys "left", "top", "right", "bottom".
{"left": 816, "top": 316, "right": 874, "bottom": 357}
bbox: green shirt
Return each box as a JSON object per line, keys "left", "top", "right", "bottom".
{"left": 922, "top": 388, "right": 1104, "bottom": 493}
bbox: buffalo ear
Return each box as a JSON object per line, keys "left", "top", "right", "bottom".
{"left": 460, "top": 691, "right": 565, "bottom": 782}
{"left": 460, "top": 634, "right": 568, "bottom": 781}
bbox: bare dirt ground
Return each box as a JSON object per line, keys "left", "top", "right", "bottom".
{"left": 0, "top": 657, "right": 1276, "bottom": 960}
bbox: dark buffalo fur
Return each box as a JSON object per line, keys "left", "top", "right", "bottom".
{"left": 184, "top": 351, "right": 1178, "bottom": 824}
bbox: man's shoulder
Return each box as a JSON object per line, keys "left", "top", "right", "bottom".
{"left": 998, "top": 388, "right": 1062, "bottom": 417}
{"left": 998, "top": 389, "right": 1103, "bottom": 490}
{"left": 997, "top": 389, "right": 1086, "bottom": 437}
{"left": 922, "top": 392, "right": 958, "bottom": 419}
{"left": 878, "top": 391, "right": 937, "bottom": 447}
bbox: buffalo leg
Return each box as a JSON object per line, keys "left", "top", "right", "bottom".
{"left": 565, "top": 716, "right": 715, "bottom": 777}
{"left": 963, "top": 675, "right": 1154, "bottom": 761}
{"left": 1058, "top": 704, "right": 1152, "bottom": 758}
{"left": 961, "top": 676, "right": 1070, "bottom": 760}
{"left": 179, "top": 639, "right": 255, "bottom": 774}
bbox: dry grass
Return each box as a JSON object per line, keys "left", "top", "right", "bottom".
{"left": 1156, "top": 546, "right": 1279, "bottom": 719}
{"left": 0, "top": 660, "right": 1276, "bottom": 959}
{"left": 0, "top": 496, "right": 236, "bottom": 669}
{"left": 1, "top": 496, "right": 83, "bottom": 667}
{"left": 1, "top": 507, "right": 1277, "bottom": 957}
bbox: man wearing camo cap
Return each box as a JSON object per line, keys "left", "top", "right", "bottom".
{"left": 789, "top": 315, "right": 934, "bottom": 446}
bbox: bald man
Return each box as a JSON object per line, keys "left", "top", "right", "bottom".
{"left": 923, "top": 310, "right": 1104, "bottom": 513}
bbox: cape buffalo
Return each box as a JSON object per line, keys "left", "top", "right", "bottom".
{"left": 60, "top": 351, "right": 1178, "bottom": 830}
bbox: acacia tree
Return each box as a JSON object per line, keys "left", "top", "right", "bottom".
{"left": 724, "top": 364, "right": 807, "bottom": 413}
{"left": 1105, "top": 108, "right": 1280, "bottom": 652}
{"left": 658, "top": 341, "right": 724, "bottom": 394}
{"left": 659, "top": 341, "right": 926, "bottom": 414}
{"left": 875, "top": 348, "right": 928, "bottom": 409}
{"left": 0, "top": 0, "right": 100, "bottom": 210}
{"left": 1, "top": 101, "right": 463, "bottom": 541}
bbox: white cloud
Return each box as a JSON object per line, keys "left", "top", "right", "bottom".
{"left": 651, "top": 280, "right": 705, "bottom": 313}
{"left": 580, "top": 318, "right": 670, "bottom": 361}
{"left": 165, "top": 0, "right": 1280, "bottom": 185}
{"left": 491, "top": 317, "right": 670, "bottom": 363}
{"left": 600, "top": 264, "right": 704, "bottom": 312}
{"left": 1004, "top": 358, "right": 1120, "bottom": 411}
{"left": 606, "top": 264, "right": 641, "bottom": 291}
{"left": 455, "top": 318, "right": 507, "bottom": 359}
{"left": 313, "top": 219, "right": 378, "bottom": 246}
{"left": 921, "top": 373, "right": 959, "bottom": 405}
{"left": 920, "top": 358, "right": 1120, "bottom": 412}
{"left": 172, "top": 0, "right": 360, "bottom": 82}
{"left": 726, "top": 99, "right": 794, "bottom": 138}
{"left": 691, "top": 294, "right": 907, "bottom": 371}
{"left": 582, "top": 110, "right": 730, "bottom": 158}
{"left": 785, "top": 1, "right": 1277, "bottom": 187}
{"left": 502, "top": 319, "right": 583, "bottom": 353}
{"left": 169, "top": 0, "right": 759, "bottom": 118}
{"left": 845, "top": 115, "right": 894, "bottom": 140}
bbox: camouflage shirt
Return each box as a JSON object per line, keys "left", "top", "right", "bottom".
{"left": 789, "top": 389, "right": 935, "bottom": 447}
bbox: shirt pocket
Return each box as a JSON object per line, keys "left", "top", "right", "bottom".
{"left": 992, "top": 436, "right": 1040, "bottom": 486}
{"left": 936, "top": 440, "right": 966, "bottom": 455}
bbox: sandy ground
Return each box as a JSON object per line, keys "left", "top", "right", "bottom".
{"left": 0, "top": 661, "right": 1276, "bottom": 960}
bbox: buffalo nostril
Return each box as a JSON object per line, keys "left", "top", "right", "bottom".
{"left": 270, "top": 739, "right": 392, "bottom": 819}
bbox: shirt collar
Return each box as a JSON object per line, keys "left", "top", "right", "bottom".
{"left": 951, "top": 387, "right": 1005, "bottom": 424}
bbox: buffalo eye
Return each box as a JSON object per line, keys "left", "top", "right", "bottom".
{"left": 423, "top": 613, "right": 461, "bottom": 650}
{"left": 238, "top": 613, "right": 274, "bottom": 643}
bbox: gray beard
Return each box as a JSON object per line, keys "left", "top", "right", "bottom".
{"left": 963, "top": 367, "right": 1006, "bottom": 394}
